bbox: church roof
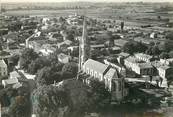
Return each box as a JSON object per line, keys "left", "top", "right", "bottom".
{"left": 0, "top": 59, "right": 7, "bottom": 68}
{"left": 84, "top": 59, "right": 109, "bottom": 74}
{"left": 104, "top": 68, "right": 119, "bottom": 79}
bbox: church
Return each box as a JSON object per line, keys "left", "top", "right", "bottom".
{"left": 78, "top": 16, "right": 128, "bottom": 102}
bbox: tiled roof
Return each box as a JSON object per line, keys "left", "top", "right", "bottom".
{"left": 84, "top": 59, "right": 109, "bottom": 74}
{"left": 104, "top": 68, "right": 119, "bottom": 79}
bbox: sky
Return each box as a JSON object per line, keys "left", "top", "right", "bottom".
{"left": 2, "top": 0, "right": 173, "bottom": 3}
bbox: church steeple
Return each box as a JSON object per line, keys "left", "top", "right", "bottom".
{"left": 78, "top": 16, "right": 90, "bottom": 72}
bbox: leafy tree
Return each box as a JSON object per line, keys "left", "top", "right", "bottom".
{"left": 89, "top": 79, "right": 110, "bottom": 109}
{"left": 31, "top": 85, "right": 69, "bottom": 117}
{"left": 169, "top": 51, "right": 173, "bottom": 58}
{"left": 36, "top": 67, "right": 62, "bottom": 86}
{"left": 8, "top": 96, "right": 30, "bottom": 117}
{"left": 146, "top": 46, "right": 161, "bottom": 56}
{"left": 28, "top": 57, "right": 50, "bottom": 74}
{"left": 122, "top": 41, "right": 147, "bottom": 55}
{"left": 165, "top": 31, "right": 173, "bottom": 40}
{"left": 159, "top": 40, "right": 173, "bottom": 52}
{"left": 9, "top": 54, "right": 19, "bottom": 67}
{"left": 91, "top": 49, "right": 100, "bottom": 60}
{"left": 19, "top": 48, "right": 38, "bottom": 70}
{"left": 159, "top": 52, "right": 169, "bottom": 59}
{"left": 62, "top": 62, "right": 78, "bottom": 78}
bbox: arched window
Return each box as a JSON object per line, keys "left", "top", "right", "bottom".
{"left": 111, "top": 81, "right": 116, "bottom": 91}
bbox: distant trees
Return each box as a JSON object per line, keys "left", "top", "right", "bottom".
{"left": 145, "top": 46, "right": 161, "bottom": 56}
{"left": 28, "top": 57, "right": 50, "bottom": 75}
{"left": 122, "top": 41, "right": 147, "bottom": 55}
{"left": 159, "top": 52, "right": 169, "bottom": 59}
{"left": 19, "top": 48, "right": 38, "bottom": 70}
{"left": 62, "top": 62, "right": 78, "bottom": 78}
{"left": 165, "top": 31, "right": 173, "bottom": 40}
{"left": 9, "top": 54, "right": 20, "bottom": 68}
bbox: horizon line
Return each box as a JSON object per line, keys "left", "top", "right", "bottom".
{"left": 2, "top": 1, "right": 173, "bottom": 3}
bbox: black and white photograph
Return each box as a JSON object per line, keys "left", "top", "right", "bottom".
{"left": 0, "top": 0, "right": 173, "bottom": 117}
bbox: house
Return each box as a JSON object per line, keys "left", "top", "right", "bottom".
{"left": 151, "top": 60, "right": 173, "bottom": 79}
{"left": 150, "top": 32, "right": 157, "bottom": 39}
{"left": 0, "top": 59, "right": 8, "bottom": 77}
{"left": 124, "top": 56, "right": 154, "bottom": 76}
{"left": 2, "top": 78, "right": 19, "bottom": 88}
{"left": 158, "top": 65, "right": 173, "bottom": 79}
{"left": 58, "top": 53, "right": 71, "bottom": 64}
{"left": 117, "top": 52, "right": 130, "bottom": 65}
{"left": 114, "top": 39, "right": 128, "bottom": 48}
{"left": 160, "top": 58, "right": 173, "bottom": 66}
{"left": 57, "top": 40, "right": 72, "bottom": 49}
{"left": 83, "top": 59, "right": 109, "bottom": 81}
{"left": 10, "top": 71, "right": 20, "bottom": 79}
{"left": 134, "top": 53, "right": 153, "bottom": 62}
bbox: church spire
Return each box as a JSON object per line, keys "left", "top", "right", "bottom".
{"left": 78, "top": 16, "right": 90, "bottom": 73}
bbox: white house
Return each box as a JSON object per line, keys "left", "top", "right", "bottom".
{"left": 2, "top": 78, "right": 19, "bottom": 88}
{"left": 134, "top": 53, "right": 153, "bottom": 63}
{"left": 124, "top": 56, "right": 154, "bottom": 76}
{"left": 58, "top": 53, "right": 71, "bottom": 64}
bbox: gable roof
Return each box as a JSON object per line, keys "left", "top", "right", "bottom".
{"left": 104, "top": 68, "right": 119, "bottom": 79}
{"left": 84, "top": 59, "right": 109, "bottom": 74}
{"left": 0, "top": 59, "right": 7, "bottom": 68}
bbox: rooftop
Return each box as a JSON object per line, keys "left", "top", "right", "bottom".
{"left": 58, "top": 53, "right": 70, "bottom": 60}
{"left": 135, "top": 53, "right": 153, "bottom": 59}
{"left": 104, "top": 68, "right": 119, "bottom": 79}
{"left": 0, "top": 59, "right": 7, "bottom": 68}
{"left": 84, "top": 59, "right": 109, "bottom": 74}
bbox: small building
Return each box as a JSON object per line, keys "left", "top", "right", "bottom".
{"left": 2, "top": 78, "right": 19, "bottom": 88}
{"left": 124, "top": 56, "right": 154, "bottom": 76}
{"left": 150, "top": 32, "right": 157, "bottom": 39}
{"left": 0, "top": 59, "right": 8, "bottom": 77}
{"left": 160, "top": 58, "right": 173, "bottom": 66}
{"left": 58, "top": 53, "right": 71, "bottom": 64}
{"left": 158, "top": 65, "right": 173, "bottom": 79}
{"left": 10, "top": 71, "right": 21, "bottom": 79}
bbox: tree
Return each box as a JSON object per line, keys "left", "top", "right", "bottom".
{"left": 122, "top": 41, "right": 147, "bottom": 55}
{"left": 165, "top": 31, "right": 173, "bottom": 40}
{"left": 31, "top": 85, "right": 69, "bottom": 117}
{"left": 89, "top": 79, "right": 110, "bottom": 109}
{"left": 169, "top": 51, "right": 173, "bottom": 58}
{"left": 91, "top": 49, "right": 100, "bottom": 60}
{"left": 8, "top": 96, "right": 30, "bottom": 117}
{"left": 9, "top": 54, "right": 19, "bottom": 67}
{"left": 158, "top": 40, "right": 173, "bottom": 52}
{"left": 28, "top": 57, "right": 50, "bottom": 74}
{"left": 146, "top": 46, "right": 161, "bottom": 56}
{"left": 36, "top": 66, "right": 62, "bottom": 86}
{"left": 62, "top": 62, "right": 78, "bottom": 78}
{"left": 159, "top": 52, "right": 169, "bottom": 59}
{"left": 19, "top": 48, "right": 38, "bottom": 70}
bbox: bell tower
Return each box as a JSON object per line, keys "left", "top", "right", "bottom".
{"left": 78, "top": 16, "right": 90, "bottom": 72}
